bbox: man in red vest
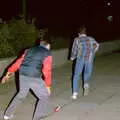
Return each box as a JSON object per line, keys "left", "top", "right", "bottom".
{"left": 1, "top": 37, "right": 53, "bottom": 120}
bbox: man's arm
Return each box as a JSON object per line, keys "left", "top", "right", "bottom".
{"left": 89, "top": 36, "right": 99, "bottom": 53}
{"left": 8, "top": 51, "right": 27, "bottom": 73}
{"left": 1, "top": 50, "right": 27, "bottom": 84}
{"left": 93, "top": 40, "right": 99, "bottom": 52}
{"left": 42, "top": 55, "right": 53, "bottom": 94}
{"left": 71, "top": 38, "right": 78, "bottom": 60}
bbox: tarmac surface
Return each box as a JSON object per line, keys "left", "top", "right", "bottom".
{"left": 0, "top": 52, "right": 120, "bottom": 120}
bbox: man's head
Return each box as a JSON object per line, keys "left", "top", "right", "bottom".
{"left": 78, "top": 26, "right": 87, "bottom": 35}
{"left": 40, "top": 35, "right": 52, "bottom": 50}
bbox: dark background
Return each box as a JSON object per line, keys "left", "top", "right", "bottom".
{"left": 0, "top": 0, "right": 119, "bottom": 41}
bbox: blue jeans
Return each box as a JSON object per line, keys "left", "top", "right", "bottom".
{"left": 73, "top": 57, "right": 93, "bottom": 93}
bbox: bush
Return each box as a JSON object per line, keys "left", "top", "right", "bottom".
{"left": 0, "top": 18, "right": 38, "bottom": 58}
{"left": 0, "top": 23, "right": 15, "bottom": 57}
{"left": 8, "top": 18, "right": 38, "bottom": 54}
{"left": 0, "top": 18, "right": 70, "bottom": 58}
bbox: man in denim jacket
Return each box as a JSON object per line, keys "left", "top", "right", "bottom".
{"left": 71, "top": 27, "right": 99, "bottom": 99}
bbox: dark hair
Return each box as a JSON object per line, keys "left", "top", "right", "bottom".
{"left": 42, "top": 34, "right": 52, "bottom": 44}
{"left": 78, "top": 25, "right": 87, "bottom": 34}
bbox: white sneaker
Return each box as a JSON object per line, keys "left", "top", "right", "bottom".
{"left": 84, "top": 83, "right": 89, "bottom": 88}
{"left": 84, "top": 88, "right": 89, "bottom": 96}
{"left": 71, "top": 92, "right": 78, "bottom": 100}
{"left": 3, "top": 114, "right": 14, "bottom": 120}
{"left": 83, "top": 84, "right": 89, "bottom": 96}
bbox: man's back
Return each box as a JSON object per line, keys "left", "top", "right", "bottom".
{"left": 19, "top": 46, "right": 51, "bottom": 77}
{"left": 71, "top": 35, "right": 97, "bottom": 59}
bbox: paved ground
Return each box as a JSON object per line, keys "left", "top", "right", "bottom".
{"left": 0, "top": 52, "right": 120, "bottom": 120}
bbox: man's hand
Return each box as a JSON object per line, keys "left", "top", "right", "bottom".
{"left": 46, "top": 87, "right": 51, "bottom": 95}
{"left": 93, "top": 44, "right": 97, "bottom": 50}
{"left": 93, "top": 43, "right": 99, "bottom": 53}
{"left": 70, "top": 57, "right": 75, "bottom": 61}
{"left": 1, "top": 72, "right": 13, "bottom": 84}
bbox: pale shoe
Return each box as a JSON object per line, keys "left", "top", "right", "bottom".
{"left": 83, "top": 83, "right": 89, "bottom": 96}
{"left": 71, "top": 92, "right": 78, "bottom": 100}
{"left": 3, "top": 114, "right": 14, "bottom": 120}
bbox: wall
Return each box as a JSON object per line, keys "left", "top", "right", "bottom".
{"left": 52, "top": 40, "right": 120, "bottom": 67}
{"left": 0, "top": 40, "right": 120, "bottom": 77}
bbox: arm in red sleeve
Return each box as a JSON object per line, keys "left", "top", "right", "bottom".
{"left": 8, "top": 50, "right": 27, "bottom": 73}
{"left": 42, "top": 56, "right": 52, "bottom": 87}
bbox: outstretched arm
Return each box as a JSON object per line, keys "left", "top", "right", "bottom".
{"left": 1, "top": 50, "right": 27, "bottom": 84}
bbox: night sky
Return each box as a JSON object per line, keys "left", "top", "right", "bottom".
{"left": 0, "top": 0, "right": 119, "bottom": 40}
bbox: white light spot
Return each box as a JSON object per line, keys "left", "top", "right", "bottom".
{"left": 107, "top": 2, "right": 111, "bottom": 6}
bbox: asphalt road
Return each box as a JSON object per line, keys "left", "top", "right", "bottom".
{"left": 0, "top": 52, "right": 120, "bottom": 120}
